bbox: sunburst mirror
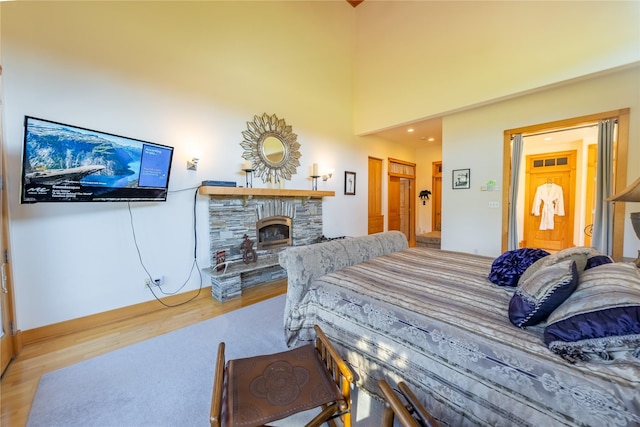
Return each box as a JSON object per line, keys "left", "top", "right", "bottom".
{"left": 240, "top": 113, "right": 302, "bottom": 184}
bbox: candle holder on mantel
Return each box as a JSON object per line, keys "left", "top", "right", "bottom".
{"left": 310, "top": 175, "right": 320, "bottom": 191}
{"left": 242, "top": 168, "right": 254, "bottom": 188}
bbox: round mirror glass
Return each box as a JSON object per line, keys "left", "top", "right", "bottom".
{"left": 262, "top": 136, "right": 285, "bottom": 165}
{"left": 241, "top": 113, "right": 301, "bottom": 183}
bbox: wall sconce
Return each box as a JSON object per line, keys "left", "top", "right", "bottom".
{"left": 322, "top": 169, "right": 334, "bottom": 181}
{"left": 187, "top": 157, "right": 199, "bottom": 171}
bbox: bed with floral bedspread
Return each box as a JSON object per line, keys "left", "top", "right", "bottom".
{"left": 278, "top": 231, "right": 640, "bottom": 427}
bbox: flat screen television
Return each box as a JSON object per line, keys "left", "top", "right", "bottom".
{"left": 21, "top": 116, "right": 174, "bottom": 203}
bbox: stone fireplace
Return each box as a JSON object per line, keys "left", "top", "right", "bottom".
{"left": 200, "top": 187, "right": 333, "bottom": 301}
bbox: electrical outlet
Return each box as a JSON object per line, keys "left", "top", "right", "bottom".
{"left": 145, "top": 276, "right": 164, "bottom": 287}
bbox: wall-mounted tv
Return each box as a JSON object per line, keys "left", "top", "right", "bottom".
{"left": 21, "top": 116, "right": 174, "bottom": 203}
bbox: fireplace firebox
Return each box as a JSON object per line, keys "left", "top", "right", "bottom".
{"left": 256, "top": 216, "right": 292, "bottom": 250}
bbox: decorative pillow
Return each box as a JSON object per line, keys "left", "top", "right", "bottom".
{"left": 488, "top": 248, "right": 550, "bottom": 287}
{"left": 544, "top": 263, "right": 640, "bottom": 363}
{"left": 518, "top": 246, "right": 601, "bottom": 286}
{"left": 509, "top": 260, "right": 578, "bottom": 328}
{"left": 584, "top": 254, "right": 614, "bottom": 270}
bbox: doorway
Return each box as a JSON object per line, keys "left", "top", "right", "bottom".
{"left": 1, "top": 145, "right": 17, "bottom": 377}
{"left": 1, "top": 62, "right": 18, "bottom": 375}
{"left": 432, "top": 162, "right": 442, "bottom": 231}
{"left": 502, "top": 108, "right": 630, "bottom": 259}
{"left": 389, "top": 177, "right": 411, "bottom": 233}
{"left": 388, "top": 158, "right": 416, "bottom": 246}
{"left": 583, "top": 144, "right": 597, "bottom": 247}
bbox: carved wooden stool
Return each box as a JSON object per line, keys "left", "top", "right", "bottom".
{"left": 210, "top": 325, "right": 353, "bottom": 427}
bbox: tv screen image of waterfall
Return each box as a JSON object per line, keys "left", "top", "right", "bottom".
{"left": 20, "top": 116, "right": 174, "bottom": 203}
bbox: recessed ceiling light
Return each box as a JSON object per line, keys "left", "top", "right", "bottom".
{"left": 428, "top": 137, "right": 435, "bottom": 142}
{"left": 544, "top": 137, "right": 552, "bottom": 141}
{"left": 407, "top": 128, "right": 414, "bottom": 133}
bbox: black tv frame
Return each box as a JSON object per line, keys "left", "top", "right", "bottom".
{"left": 20, "top": 116, "right": 174, "bottom": 203}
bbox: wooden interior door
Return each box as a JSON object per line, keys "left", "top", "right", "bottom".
{"left": 399, "top": 178, "right": 410, "bottom": 236}
{"left": 523, "top": 150, "right": 576, "bottom": 251}
{"left": 388, "top": 158, "right": 415, "bottom": 246}
{"left": 368, "top": 156, "right": 384, "bottom": 234}
{"left": 388, "top": 176, "right": 415, "bottom": 243}
{"left": 432, "top": 162, "right": 442, "bottom": 231}
{"left": 583, "top": 144, "right": 597, "bottom": 247}
{"left": 388, "top": 176, "right": 400, "bottom": 231}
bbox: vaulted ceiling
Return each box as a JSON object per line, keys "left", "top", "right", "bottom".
{"left": 345, "top": 0, "right": 443, "bottom": 147}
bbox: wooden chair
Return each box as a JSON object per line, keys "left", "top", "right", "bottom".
{"left": 210, "top": 324, "right": 354, "bottom": 427}
{"left": 378, "top": 379, "right": 440, "bottom": 427}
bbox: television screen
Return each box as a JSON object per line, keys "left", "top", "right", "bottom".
{"left": 21, "top": 116, "right": 174, "bottom": 203}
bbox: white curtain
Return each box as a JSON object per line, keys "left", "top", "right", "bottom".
{"left": 592, "top": 119, "right": 615, "bottom": 254}
{"left": 508, "top": 134, "right": 524, "bottom": 250}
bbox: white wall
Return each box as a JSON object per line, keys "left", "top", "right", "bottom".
{"left": 353, "top": 1, "right": 640, "bottom": 134}
{"left": 442, "top": 66, "right": 640, "bottom": 257}
{"left": 1, "top": 1, "right": 377, "bottom": 330}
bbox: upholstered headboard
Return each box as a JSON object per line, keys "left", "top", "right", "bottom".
{"left": 278, "top": 231, "right": 408, "bottom": 344}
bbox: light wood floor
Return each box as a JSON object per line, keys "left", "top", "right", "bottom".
{"left": 0, "top": 280, "right": 287, "bottom": 427}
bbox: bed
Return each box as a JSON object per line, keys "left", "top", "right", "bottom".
{"left": 278, "top": 231, "right": 640, "bottom": 427}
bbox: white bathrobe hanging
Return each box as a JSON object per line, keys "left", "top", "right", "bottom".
{"left": 532, "top": 183, "right": 565, "bottom": 230}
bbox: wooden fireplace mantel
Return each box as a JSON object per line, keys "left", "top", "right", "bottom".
{"left": 199, "top": 186, "right": 335, "bottom": 198}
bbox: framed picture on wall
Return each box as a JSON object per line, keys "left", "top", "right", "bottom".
{"left": 345, "top": 171, "right": 356, "bottom": 195}
{"left": 452, "top": 168, "right": 470, "bottom": 189}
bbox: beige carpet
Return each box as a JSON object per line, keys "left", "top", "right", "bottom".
{"left": 28, "top": 294, "right": 385, "bottom": 426}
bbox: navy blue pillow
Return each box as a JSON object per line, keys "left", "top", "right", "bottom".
{"left": 584, "top": 254, "right": 613, "bottom": 270}
{"left": 489, "top": 248, "right": 550, "bottom": 287}
{"left": 544, "top": 263, "right": 640, "bottom": 363}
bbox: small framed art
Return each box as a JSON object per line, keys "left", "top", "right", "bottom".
{"left": 452, "top": 168, "right": 470, "bottom": 189}
{"left": 344, "top": 171, "right": 356, "bottom": 195}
